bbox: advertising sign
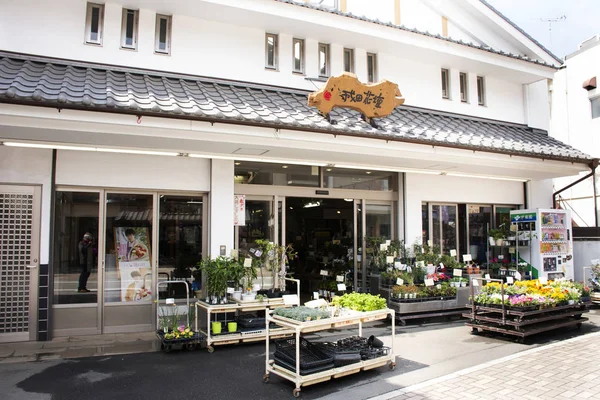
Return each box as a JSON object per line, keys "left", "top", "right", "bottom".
{"left": 233, "top": 195, "right": 246, "bottom": 226}
{"left": 114, "top": 227, "right": 152, "bottom": 302}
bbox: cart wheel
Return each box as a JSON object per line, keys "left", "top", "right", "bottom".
{"left": 207, "top": 345, "right": 214, "bottom": 353}
{"left": 160, "top": 343, "right": 165, "bottom": 350}
{"left": 577, "top": 322, "right": 583, "bottom": 329}
{"left": 389, "top": 362, "right": 396, "bottom": 370}
{"left": 398, "top": 319, "right": 406, "bottom": 326}
{"left": 293, "top": 388, "right": 301, "bottom": 398}
{"left": 164, "top": 345, "right": 172, "bottom": 353}
{"left": 185, "top": 343, "right": 197, "bottom": 351}
{"left": 575, "top": 314, "right": 583, "bottom": 319}
{"left": 263, "top": 374, "right": 269, "bottom": 383}
{"left": 517, "top": 337, "right": 525, "bottom": 344}
{"left": 471, "top": 328, "right": 479, "bottom": 334}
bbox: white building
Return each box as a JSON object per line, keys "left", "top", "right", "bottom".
{"left": 0, "top": 0, "right": 592, "bottom": 341}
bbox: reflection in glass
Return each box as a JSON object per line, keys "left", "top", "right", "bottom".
{"left": 441, "top": 205, "right": 457, "bottom": 254}
{"left": 238, "top": 200, "right": 273, "bottom": 258}
{"left": 468, "top": 205, "right": 491, "bottom": 263}
{"left": 366, "top": 204, "right": 391, "bottom": 238}
{"left": 422, "top": 203, "right": 429, "bottom": 243}
{"left": 324, "top": 168, "right": 394, "bottom": 191}
{"left": 234, "top": 161, "right": 319, "bottom": 187}
{"left": 495, "top": 206, "right": 517, "bottom": 230}
{"left": 432, "top": 205, "right": 441, "bottom": 249}
{"left": 104, "top": 194, "right": 153, "bottom": 303}
{"left": 53, "top": 192, "right": 99, "bottom": 304}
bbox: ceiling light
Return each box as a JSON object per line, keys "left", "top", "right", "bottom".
{"left": 289, "top": 206, "right": 294, "bottom": 210}
{"left": 235, "top": 162, "right": 241, "bottom": 166}
{"left": 344, "top": 199, "right": 354, "bottom": 202}
{"left": 366, "top": 171, "right": 372, "bottom": 175}
{"left": 2, "top": 141, "right": 180, "bottom": 156}
{"left": 303, "top": 201, "right": 321, "bottom": 208}
{"left": 188, "top": 154, "right": 328, "bottom": 167}
{"left": 326, "top": 168, "right": 332, "bottom": 172}
{"left": 337, "top": 210, "right": 341, "bottom": 214}
{"left": 445, "top": 172, "right": 528, "bottom": 182}
{"left": 282, "top": 165, "right": 289, "bottom": 169}
{"left": 187, "top": 201, "right": 203, "bottom": 204}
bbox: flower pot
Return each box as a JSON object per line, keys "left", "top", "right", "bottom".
{"left": 460, "top": 282, "right": 467, "bottom": 287}
{"left": 211, "top": 321, "right": 222, "bottom": 334}
{"left": 227, "top": 322, "right": 237, "bottom": 333}
{"left": 496, "top": 239, "right": 503, "bottom": 246}
{"left": 568, "top": 300, "right": 575, "bottom": 305}
{"left": 242, "top": 293, "right": 256, "bottom": 301}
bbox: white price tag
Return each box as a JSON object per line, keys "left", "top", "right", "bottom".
{"left": 427, "top": 240, "right": 433, "bottom": 247}
{"left": 539, "top": 277, "right": 548, "bottom": 284}
{"left": 462, "top": 254, "right": 472, "bottom": 262}
{"left": 416, "top": 261, "right": 425, "bottom": 268}
{"left": 425, "top": 278, "right": 435, "bottom": 287}
{"left": 396, "top": 278, "right": 404, "bottom": 285}
{"left": 440, "top": 263, "right": 445, "bottom": 270}
{"left": 506, "top": 277, "right": 514, "bottom": 284}
{"left": 313, "top": 292, "right": 319, "bottom": 300}
{"left": 320, "top": 270, "right": 329, "bottom": 276}
{"left": 509, "top": 247, "right": 515, "bottom": 254}
{"left": 336, "top": 275, "right": 345, "bottom": 282}
{"left": 226, "top": 287, "right": 235, "bottom": 294}
{"left": 453, "top": 269, "right": 463, "bottom": 277}
{"left": 230, "top": 249, "right": 238, "bottom": 260}
{"left": 498, "top": 255, "right": 504, "bottom": 260}
{"left": 337, "top": 283, "right": 347, "bottom": 291}
{"left": 380, "top": 244, "right": 388, "bottom": 251}
{"left": 426, "top": 264, "right": 436, "bottom": 274}
{"left": 394, "top": 261, "right": 402, "bottom": 270}
{"left": 244, "top": 258, "right": 252, "bottom": 268}
{"left": 386, "top": 256, "right": 394, "bottom": 264}
{"left": 254, "top": 250, "right": 263, "bottom": 257}
{"left": 385, "top": 240, "right": 391, "bottom": 246}
{"left": 484, "top": 274, "right": 491, "bottom": 280}
{"left": 450, "top": 249, "right": 457, "bottom": 257}
{"left": 472, "top": 279, "right": 479, "bottom": 287}
{"left": 515, "top": 272, "right": 522, "bottom": 281}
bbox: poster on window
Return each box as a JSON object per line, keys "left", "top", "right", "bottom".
{"left": 233, "top": 195, "right": 246, "bottom": 226}
{"left": 114, "top": 227, "right": 152, "bottom": 302}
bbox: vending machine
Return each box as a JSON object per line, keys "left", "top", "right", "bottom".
{"left": 510, "top": 209, "right": 574, "bottom": 280}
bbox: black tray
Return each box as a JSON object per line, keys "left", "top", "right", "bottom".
{"left": 274, "top": 354, "right": 334, "bottom": 375}
{"left": 313, "top": 342, "right": 362, "bottom": 367}
{"left": 274, "top": 337, "right": 334, "bottom": 370}
{"left": 360, "top": 346, "right": 390, "bottom": 360}
{"left": 237, "top": 314, "right": 266, "bottom": 329}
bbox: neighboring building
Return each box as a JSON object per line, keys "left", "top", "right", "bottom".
{"left": 0, "top": 0, "right": 592, "bottom": 342}
{"left": 551, "top": 35, "right": 600, "bottom": 228}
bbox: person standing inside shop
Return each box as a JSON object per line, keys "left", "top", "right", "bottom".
{"left": 78, "top": 232, "right": 94, "bottom": 293}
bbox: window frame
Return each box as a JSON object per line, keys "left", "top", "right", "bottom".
{"left": 591, "top": 96, "right": 600, "bottom": 119}
{"left": 292, "top": 38, "right": 305, "bottom": 74}
{"left": 154, "top": 14, "right": 172, "bottom": 55}
{"left": 459, "top": 72, "right": 468, "bottom": 103}
{"left": 318, "top": 43, "right": 330, "bottom": 78}
{"left": 367, "top": 52, "right": 378, "bottom": 83}
{"left": 441, "top": 68, "right": 450, "bottom": 99}
{"left": 343, "top": 48, "right": 355, "bottom": 73}
{"left": 120, "top": 8, "right": 140, "bottom": 50}
{"left": 265, "top": 33, "right": 279, "bottom": 70}
{"left": 477, "top": 76, "right": 486, "bottom": 106}
{"left": 84, "top": 2, "right": 105, "bottom": 46}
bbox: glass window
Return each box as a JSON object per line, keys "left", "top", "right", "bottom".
{"left": 366, "top": 204, "right": 391, "bottom": 239}
{"left": 155, "top": 14, "right": 172, "bottom": 54}
{"left": 459, "top": 72, "right": 468, "bottom": 102}
{"left": 422, "top": 203, "right": 429, "bottom": 242}
{"left": 477, "top": 76, "right": 485, "bottom": 106}
{"left": 158, "top": 196, "right": 204, "bottom": 298}
{"left": 468, "top": 205, "right": 492, "bottom": 263}
{"left": 591, "top": 97, "right": 600, "bottom": 119}
{"left": 265, "top": 33, "right": 278, "bottom": 69}
{"left": 104, "top": 193, "right": 153, "bottom": 303}
{"left": 430, "top": 204, "right": 457, "bottom": 254}
{"left": 344, "top": 48, "right": 354, "bottom": 73}
{"left": 293, "top": 38, "right": 304, "bottom": 74}
{"left": 234, "top": 161, "right": 320, "bottom": 187}
{"left": 53, "top": 192, "right": 99, "bottom": 304}
{"left": 120, "top": 9, "right": 139, "bottom": 50}
{"left": 319, "top": 43, "right": 330, "bottom": 77}
{"left": 495, "top": 205, "right": 518, "bottom": 230}
{"left": 441, "top": 68, "right": 450, "bottom": 99}
{"left": 323, "top": 167, "right": 395, "bottom": 191}
{"left": 238, "top": 200, "right": 274, "bottom": 258}
{"left": 85, "top": 3, "right": 104, "bottom": 45}
{"left": 367, "top": 53, "right": 377, "bottom": 83}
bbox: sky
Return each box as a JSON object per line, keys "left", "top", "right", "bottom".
{"left": 485, "top": 0, "right": 600, "bottom": 59}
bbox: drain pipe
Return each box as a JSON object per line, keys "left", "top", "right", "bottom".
{"left": 552, "top": 160, "right": 598, "bottom": 215}
{"left": 594, "top": 160, "right": 599, "bottom": 227}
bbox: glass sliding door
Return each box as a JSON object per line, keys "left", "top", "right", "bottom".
{"left": 362, "top": 202, "right": 393, "bottom": 292}
{"left": 429, "top": 204, "right": 458, "bottom": 255}
{"left": 468, "top": 205, "right": 492, "bottom": 264}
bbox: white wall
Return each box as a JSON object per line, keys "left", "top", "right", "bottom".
{"left": 209, "top": 159, "right": 234, "bottom": 258}
{"left": 527, "top": 179, "right": 553, "bottom": 209}
{"left": 55, "top": 151, "right": 210, "bottom": 191}
{"left": 0, "top": 146, "right": 53, "bottom": 264}
{"left": 525, "top": 79, "right": 550, "bottom": 130}
{"left": 404, "top": 173, "right": 524, "bottom": 244}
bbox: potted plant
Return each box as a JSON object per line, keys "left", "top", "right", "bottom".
{"left": 197, "top": 256, "right": 238, "bottom": 304}
{"left": 488, "top": 229, "right": 505, "bottom": 247}
{"left": 252, "top": 240, "right": 297, "bottom": 297}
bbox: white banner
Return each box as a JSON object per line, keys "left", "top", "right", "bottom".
{"left": 233, "top": 195, "right": 246, "bottom": 226}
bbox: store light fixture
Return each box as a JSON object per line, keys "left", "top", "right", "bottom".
{"left": 282, "top": 165, "right": 289, "bottom": 169}
{"left": 344, "top": 199, "right": 354, "bottom": 202}
{"left": 1, "top": 141, "right": 180, "bottom": 157}
{"left": 189, "top": 153, "right": 328, "bottom": 167}
{"left": 303, "top": 201, "right": 321, "bottom": 208}
{"left": 337, "top": 210, "right": 341, "bottom": 214}
{"left": 445, "top": 172, "right": 528, "bottom": 182}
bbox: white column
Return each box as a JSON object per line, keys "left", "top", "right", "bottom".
{"left": 209, "top": 159, "right": 234, "bottom": 258}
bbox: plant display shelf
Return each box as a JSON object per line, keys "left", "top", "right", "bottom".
{"left": 195, "top": 299, "right": 295, "bottom": 352}
{"left": 591, "top": 292, "right": 600, "bottom": 305}
{"left": 464, "top": 303, "right": 589, "bottom": 343}
{"left": 264, "top": 309, "right": 396, "bottom": 398}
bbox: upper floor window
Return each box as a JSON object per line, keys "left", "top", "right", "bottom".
{"left": 367, "top": 53, "right": 377, "bottom": 82}
{"left": 319, "top": 43, "right": 330, "bottom": 77}
{"left": 155, "top": 14, "right": 172, "bottom": 55}
{"left": 84, "top": 3, "right": 104, "bottom": 45}
{"left": 292, "top": 38, "right": 304, "bottom": 74}
{"left": 459, "top": 72, "right": 468, "bottom": 103}
{"left": 121, "top": 9, "right": 139, "bottom": 50}
{"left": 591, "top": 97, "right": 600, "bottom": 119}
{"left": 441, "top": 68, "right": 450, "bottom": 99}
{"left": 344, "top": 48, "right": 354, "bottom": 73}
{"left": 477, "top": 76, "right": 486, "bottom": 106}
{"left": 265, "top": 33, "right": 278, "bottom": 70}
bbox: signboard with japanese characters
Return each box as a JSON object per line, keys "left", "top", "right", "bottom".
{"left": 233, "top": 195, "right": 246, "bottom": 226}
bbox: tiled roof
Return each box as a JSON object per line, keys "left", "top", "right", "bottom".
{"left": 0, "top": 52, "right": 590, "bottom": 163}
{"left": 275, "top": 0, "right": 561, "bottom": 68}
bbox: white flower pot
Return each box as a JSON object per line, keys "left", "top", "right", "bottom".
{"left": 568, "top": 300, "right": 575, "bottom": 305}
{"left": 460, "top": 282, "right": 467, "bottom": 287}
{"left": 232, "top": 290, "right": 242, "bottom": 301}
{"left": 496, "top": 239, "right": 504, "bottom": 246}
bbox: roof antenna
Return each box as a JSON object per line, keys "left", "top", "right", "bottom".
{"left": 539, "top": 15, "right": 566, "bottom": 52}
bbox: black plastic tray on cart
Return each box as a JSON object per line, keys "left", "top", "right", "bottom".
{"left": 237, "top": 314, "right": 266, "bottom": 329}
{"left": 313, "top": 342, "right": 362, "bottom": 367}
{"left": 274, "top": 337, "right": 334, "bottom": 372}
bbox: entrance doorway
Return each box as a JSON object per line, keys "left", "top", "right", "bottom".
{"left": 285, "top": 198, "right": 354, "bottom": 302}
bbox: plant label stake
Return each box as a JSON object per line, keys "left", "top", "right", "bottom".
{"left": 506, "top": 277, "right": 514, "bottom": 284}
{"left": 396, "top": 278, "right": 404, "bottom": 285}
{"left": 336, "top": 275, "right": 345, "bottom": 282}
{"left": 337, "top": 283, "right": 346, "bottom": 291}
{"left": 463, "top": 254, "right": 472, "bottom": 262}
{"left": 453, "top": 269, "right": 463, "bottom": 277}
{"left": 450, "top": 249, "right": 457, "bottom": 257}
{"left": 425, "top": 278, "right": 435, "bottom": 287}
{"left": 313, "top": 292, "right": 319, "bottom": 300}
{"left": 244, "top": 258, "right": 252, "bottom": 268}
{"left": 386, "top": 256, "right": 394, "bottom": 264}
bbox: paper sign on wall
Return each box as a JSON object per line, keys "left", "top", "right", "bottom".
{"left": 386, "top": 256, "right": 394, "bottom": 264}
{"left": 515, "top": 272, "right": 522, "bottom": 281}
{"left": 320, "top": 270, "right": 329, "bottom": 276}
{"left": 453, "top": 269, "right": 463, "bottom": 277}
{"left": 539, "top": 277, "right": 548, "bottom": 284}
{"left": 506, "top": 277, "right": 514, "bottom": 284}
{"left": 233, "top": 195, "right": 246, "bottom": 226}
{"left": 336, "top": 275, "right": 345, "bottom": 282}
{"left": 450, "top": 249, "right": 457, "bottom": 257}
{"left": 230, "top": 249, "right": 239, "bottom": 260}
{"left": 472, "top": 279, "right": 479, "bottom": 287}
{"left": 462, "top": 254, "right": 472, "bottom": 262}
{"left": 337, "top": 283, "right": 347, "bottom": 291}
{"left": 427, "top": 240, "right": 433, "bottom": 247}
{"left": 244, "top": 258, "right": 252, "bottom": 268}
{"left": 425, "top": 278, "right": 435, "bottom": 287}
{"left": 396, "top": 278, "right": 404, "bottom": 285}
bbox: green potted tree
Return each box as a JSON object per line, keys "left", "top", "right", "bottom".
{"left": 197, "top": 256, "right": 232, "bottom": 304}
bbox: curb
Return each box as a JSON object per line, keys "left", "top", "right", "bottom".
{"left": 369, "top": 330, "right": 600, "bottom": 400}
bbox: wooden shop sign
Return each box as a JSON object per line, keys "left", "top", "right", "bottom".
{"left": 308, "top": 72, "right": 405, "bottom": 119}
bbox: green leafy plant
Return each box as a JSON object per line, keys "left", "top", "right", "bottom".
{"left": 196, "top": 256, "right": 242, "bottom": 297}
{"left": 331, "top": 292, "right": 387, "bottom": 311}
{"left": 273, "top": 306, "right": 329, "bottom": 321}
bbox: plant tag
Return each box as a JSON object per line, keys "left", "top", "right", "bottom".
{"left": 515, "top": 272, "right": 522, "bottom": 281}
{"left": 380, "top": 244, "right": 388, "bottom": 251}
{"left": 386, "top": 256, "right": 394, "bottom": 264}
{"left": 386, "top": 240, "right": 391, "bottom": 246}
{"left": 244, "top": 258, "right": 252, "bottom": 268}
{"left": 267, "top": 250, "right": 275, "bottom": 257}
{"left": 396, "top": 278, "right": 404, "bottom": 285}
{"left": 427, "top": 240, "right": 433, "bottom": 247}
{"left": 463, "top": 254, "right": 472, "bottom": 262}
{"left": 506, "top": 277, "right": 514, "bottom": 284}
{"left": 249, "top": 248, "right": 256, "bottom": 254}
{"left": 337, "top": 283, "right": 346, "bottom": 291}
{"left": 489, "top": 237, "right": 495, "bottom": 246}
{"left": 472, "top": 279, "right": 479, "bottom": 287}
{"left": 226, "top": 287, "right": 234, "bottom": 294}
{"left": 484, "top": 274, "right": 491, "bottom": 280}
{"left": 509, "top": 247, "right": 515, "bottom": 254}
{"left": 416, "top": 261, "right": 425, "bottom": 268}
{"left": 394, "top": 261, "right": 402, "bottom": 270}
{"left": 166, "top": 298, "right": 175, "bottom": 305}
{"left": 427, "top": 264, "right": 436, "bottom": 274}
{"left": 539, "top": 277, "right": 548, "bottom": 284}
{"left": 320, "top": 270, "right": 328, "bottom": 276}
{"left": 254, "top": 249, "right": 263, "bottom": 257}
{"left": 498, "top": 255, "right": 504, "bottom": 260}
{"left": 450, "top": 249, "right": 457, "bottom": 257}
{"left": 313, "top": 292, "right": 319, "bottom": 300}
{"left": 453, "top": 269, "right": 463, "bottom": 277}
{"left": 425, "top": 278, "right": 435, "bottom": 287}
{"left": 230, "top": 249, "right": 238, "bottom": 260}
{"left": 336, "top": 275, "right": 345, "bottom": 282}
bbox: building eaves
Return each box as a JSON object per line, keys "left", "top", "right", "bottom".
{"left": 274, "top": 0, "right": 559, "bottom": 68}
{"left": 0, "top": 51, "right": 590, "bottom": 164}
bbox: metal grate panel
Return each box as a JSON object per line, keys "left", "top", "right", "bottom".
{"left": 0, "top": 192, "right": 33, "bottom": 333}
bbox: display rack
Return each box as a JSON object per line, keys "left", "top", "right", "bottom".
{"left": 264, "top": 308, "right": 396, "bottom": 398}
{"left": 463, "top": 278, "right": 589, "bottom": 343}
